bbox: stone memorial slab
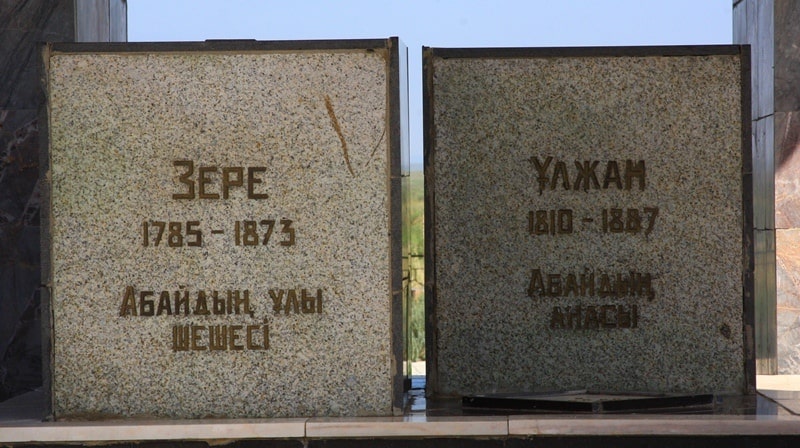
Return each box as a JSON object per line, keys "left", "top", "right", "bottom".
{"left": 424, "top": 46, "right": 754, "bottom": 396}
{"left": 42, "top": 39, "right": 408, "bottom": 419}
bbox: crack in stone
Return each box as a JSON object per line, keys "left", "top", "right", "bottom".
{"left": 324, "top": 95, "right": 355, "bottom": 177}
{"left": 367, "top": 127, "right": 386, "bottom": 166}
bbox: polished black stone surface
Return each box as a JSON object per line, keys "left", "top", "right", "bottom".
{"left": 462, "top": 391, "right": 715, "bottom": 413}
{"left": 0, "top": 0, "right": 75, "bottom": 403}
{"left": 0, "top": 0, "right": 127, "bottom": 404}
{"left": 408, "top": 377, "right": 792, "bottom": 416}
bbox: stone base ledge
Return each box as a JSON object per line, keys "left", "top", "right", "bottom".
{"left": 4, "top": 414, "right": 800, "bottom": 444}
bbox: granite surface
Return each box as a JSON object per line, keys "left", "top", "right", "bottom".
{"left": 44, "top": 42, "right": 404, "bottom": 418}
{"left": 426, "top": 48, "right": 750, "bottom": 396}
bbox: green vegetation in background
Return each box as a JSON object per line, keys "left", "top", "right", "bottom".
{"left": 408, "top": 286, "right": 425, "bottom": 361}
{"left": 406, "top": 171, "right": 425, "bottom": 362}
{"left": 405, "top": 171, "right": 424, "bottom": 255}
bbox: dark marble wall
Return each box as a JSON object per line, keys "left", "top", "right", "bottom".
{"left": 75, "top": 0, "right": 127, "bottom": 42}
{"left": 0, "top": 0, "right": 126, "bottom": 402}
{"left": 0, "top": 0, "right": 74, "bottom": 403}
{"left": 732, "top": 0, "right": 778, "bottom": 374}
{"left": 735, "top": 0, "right": 800, "bottom": 374}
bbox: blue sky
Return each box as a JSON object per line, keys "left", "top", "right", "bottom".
{"left": 128, "top": 0, "right": 733, "bottom": 166}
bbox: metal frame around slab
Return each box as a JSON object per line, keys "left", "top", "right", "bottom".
{"left": 423, "top": 44, "right": 756, "bottom": 397}
{"left": 40, "top": 37, "right": 408, "bottom": 417}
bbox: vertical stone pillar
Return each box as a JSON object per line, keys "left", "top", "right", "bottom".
{"left": 772, "top": 1, "right": 800, "bottom": 374}
{"left": 734, "top": 0, "right": 800, "bottom": 374}
{"left": 0, "top": 0, "right": 125, "bottom": 402}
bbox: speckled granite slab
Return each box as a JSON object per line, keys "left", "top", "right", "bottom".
{"left": 42, "top": 39, "right": 407, "bottom": 419}
{"left": 424, "top": 46, "right": 754, "bottom": 396}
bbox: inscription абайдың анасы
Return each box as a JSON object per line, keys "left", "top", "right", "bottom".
{"left": 118, "top": 159, "right": 324, "bottom": 352}
{"left": 525, "top": 155, "right": 657, "bottom": 330}
{"left": 425, "top": 46, "right": 750, "bottom": 397}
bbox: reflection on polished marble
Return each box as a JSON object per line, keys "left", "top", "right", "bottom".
{"left": 2, "top": 376, "right": 800, "bottom": 443}
{"left": 508, "top": 414, "right": 800, "bottom": 436}
{"left": 306, "top": 415, "right": 508, "bottom": 438}
{"left": 771, "top": 400, "right": 800, "bottom": 415}
{"left": 756, "top": 376, "right": 800, "bottom": 415}
{"left": 760, "top": 390, "right": 800, "bottom": 400}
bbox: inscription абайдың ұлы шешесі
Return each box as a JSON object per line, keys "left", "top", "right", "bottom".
{"left": 45, "top": 40, "right": 406, "bottom": 419}
{"left": 117, "top": 160, "right": 322, "bottom": 352}
{"left": 119, "top": 160, "right": 323, "bottom": 352}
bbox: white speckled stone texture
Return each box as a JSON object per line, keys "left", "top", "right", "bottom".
{"left": 45, "top": 45, "right": 401, "bottom": 419}
{"left": 427, "top": 50, "right": 749, "bottom": 396}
